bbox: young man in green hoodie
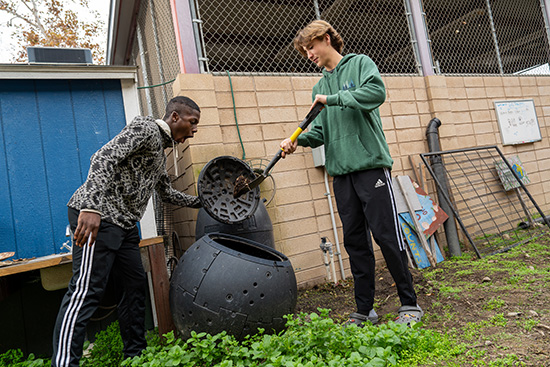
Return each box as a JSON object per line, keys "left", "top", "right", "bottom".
{"left": 281, "top": 20, "right": 423, "bottom": 326}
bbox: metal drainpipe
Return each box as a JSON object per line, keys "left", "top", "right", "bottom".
{"left": 425, "top": 118, "right": 461, "bottom": 256}
{"left": 324, "top": 168, "right": 346, "bottom": 280}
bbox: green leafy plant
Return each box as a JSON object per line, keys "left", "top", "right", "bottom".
{"left": 0, "top": 349, "right": 24, "bottom": 366}
{"left": 462, "top": 321, "right": 489, "bottom": 341}
{"left": 483, "top": 297, "right": 506, "bottom": 311}
{"left": 80, "top": 321, "right": 124, "bottom": 367}
{"left": 121, "top": 309, "right": 461, "bottom": 367}
{"left": 489, "top": 313, "right": 508, "bottom": 327}
{"left": 0, "top": 349, "right": 49, "bottom": 367}
{"left": 3, "top": 237, "right": 549, "bottom": 366}
{"left": 517, "top": 318, "right": 539, "bottom": 332}
{"left": 507, "top": 275, "right": 521, "bottom": 285}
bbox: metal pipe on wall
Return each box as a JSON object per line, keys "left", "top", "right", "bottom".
{"left": 169, "top": 0, "right": 200, "bottom": 73}
{"left": 324, "top": 168, "right": 346, "bottom": 281}
{"left": 190, "top": 0, "right": 210, "bottom": 73}
{"left": 320, "top": 237, "right": 337, "bottom": 284}
{"left": 426, "top": 118, "right": 461, "bottom": 257}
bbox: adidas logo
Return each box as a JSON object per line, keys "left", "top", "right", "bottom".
{"left": 374, "top": 179, "right": 386, "bottom": 188}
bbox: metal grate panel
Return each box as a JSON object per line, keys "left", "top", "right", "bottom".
{"left": 421, "top": 146, "right": 550, "bottom": 258}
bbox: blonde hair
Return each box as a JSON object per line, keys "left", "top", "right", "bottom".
{"left": 293, "top": 20, "right": 344, "bottom": 58}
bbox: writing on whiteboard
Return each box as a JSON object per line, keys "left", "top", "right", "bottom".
{"left": 494, "top": 100, "right": 541, "bottom": 145}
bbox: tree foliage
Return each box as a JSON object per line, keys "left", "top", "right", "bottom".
{"left": 0, "top": 0, "right": 105, "bottom": 64}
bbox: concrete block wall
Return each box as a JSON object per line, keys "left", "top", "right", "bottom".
{"left": 170, "top": 73, "right": 550, "bottom": 289}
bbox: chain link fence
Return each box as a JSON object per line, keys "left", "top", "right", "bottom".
{"left": 191, "top": 0, "right": 550, "bottom": 75}
{"left": 424, "top": 0, "right": 550, "bottom": 75}
{"left": 128, "top": 0, "right": 550, "bottom": 98}
{"left": 131, "top": 0, "right": 180, "bottom": 119}
{"left": 194, "top": 0, "right": 418, "bottom": 74}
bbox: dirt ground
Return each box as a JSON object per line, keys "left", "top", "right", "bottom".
{"left": 295, "top": 238, "right": 550, "bottom": 366}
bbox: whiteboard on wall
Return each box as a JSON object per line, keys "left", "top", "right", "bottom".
{"left": 494, "top": 99, "right": 541, "bottom": 145}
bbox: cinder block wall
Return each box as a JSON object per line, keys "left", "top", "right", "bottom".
{"left": 170, "top": 73, "right": 550, "bottom": 289}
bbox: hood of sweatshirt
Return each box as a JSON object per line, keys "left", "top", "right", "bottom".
{"left": 322, "top": 53, "right": 356, "bottom": 77}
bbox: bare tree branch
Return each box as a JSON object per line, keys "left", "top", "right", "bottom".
{"left": 0, "top": 0, "right": 105, "bottom": 63}
{"left": 28, "top": 0, "right": 49, "bottom": 37}
{"left": 0, "top": 1, "right": 41, "bottom": 29}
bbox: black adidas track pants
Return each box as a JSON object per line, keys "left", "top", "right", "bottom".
{"left": 333, "top": 168, "right": 417, "bottom": 315}
{"left": 52, "top": 208, "right": 147, "bottom": 367}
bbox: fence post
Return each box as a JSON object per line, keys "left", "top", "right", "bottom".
{"left": 405, "top": 0, "right": 435, "bottom": 76}
{"left": 313, "top": 0, "right": 321, "bottom": 20}
{"left": 149, "top": 0, "right": 169, "bottom": 105}
{"left": 136, "top": 23, "right": 154, "bottom": 116}
{"left": 169, "top": 0, "right": 201, "bottom": 73}
{"left": 540, "top": 0, "right": 550, "bottom": 64}
{"left": 485, "top": 0, "right": 504, "bottom": 74}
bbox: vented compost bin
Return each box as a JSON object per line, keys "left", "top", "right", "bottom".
{"left": 169, "top": 233, "right": 297, "bottom": 340}
{"left": 195, "top": 200, "right": 275, "bottom": 248}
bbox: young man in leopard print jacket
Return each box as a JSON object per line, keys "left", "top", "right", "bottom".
{"left": 52, "top": 96, "right": 202, "bottom": 367}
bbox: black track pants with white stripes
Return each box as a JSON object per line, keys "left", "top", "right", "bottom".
{"left": 51, "top": 208, "right": 147, "bottom": 367}
{"left": 333, "top": 168, "right": 417, "bottom": 315}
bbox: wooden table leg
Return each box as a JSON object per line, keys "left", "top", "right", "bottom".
{"left": 147, "top": 242, "right": 175, "bottom": 336}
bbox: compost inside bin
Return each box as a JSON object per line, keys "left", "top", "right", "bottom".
{"left": 198, "top": 156, "right": 260, "bottom": 224}
{"left": 209, "top": 234, "right": 284, "bottom": 261}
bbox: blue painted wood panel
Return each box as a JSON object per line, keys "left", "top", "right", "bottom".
{"left": 0, "top": 79, "right": 126, "bottom": 259}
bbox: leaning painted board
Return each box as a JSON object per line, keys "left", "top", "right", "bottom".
{"left": 398, "top": 179, "right": 449, "bottom": 239}
{"left": 400, "top": 220, "right": 444, "bottom": 268}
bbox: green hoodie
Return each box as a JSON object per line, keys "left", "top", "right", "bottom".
{"left": 297, "top": 54, "right": 393, "bottom": 176}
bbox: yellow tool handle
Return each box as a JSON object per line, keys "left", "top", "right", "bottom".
{"left": 279, "top": 127, "right": 304, "bottom": 152}
{"left": 289, "top": 127, "right": 303, "bottom": 142}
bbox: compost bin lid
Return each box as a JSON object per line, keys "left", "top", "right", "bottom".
{"left": 198, "top": 156, "right": 260, "bottom": 224}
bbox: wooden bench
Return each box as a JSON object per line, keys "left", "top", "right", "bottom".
{"left": 0, "top": 236, "right": 175, "bottom": 336}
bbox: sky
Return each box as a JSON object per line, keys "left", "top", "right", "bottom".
{"left": 0, "top": 0, "right": 111, "bottom": 63}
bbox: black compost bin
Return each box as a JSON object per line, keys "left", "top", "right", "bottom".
{"left": 195, "top": 200, "right": 275, "bottom": 248}
{"left": 169, "top": 233, "right": 297, "bottom": 340}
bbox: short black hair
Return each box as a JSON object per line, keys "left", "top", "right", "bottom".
{"left": 163, "top": 96, "right": 200, "bottom": 119}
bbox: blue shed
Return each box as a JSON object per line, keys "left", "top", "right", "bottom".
{"left": 0, "top": 64, "right": 156, "bottom": 261}
{"left": 0, "top": 64, "right": 163, "bottom": 356}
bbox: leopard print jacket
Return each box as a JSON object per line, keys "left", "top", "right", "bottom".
{"left": 68, "top": 116, "right": 201, "bottom": 229}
